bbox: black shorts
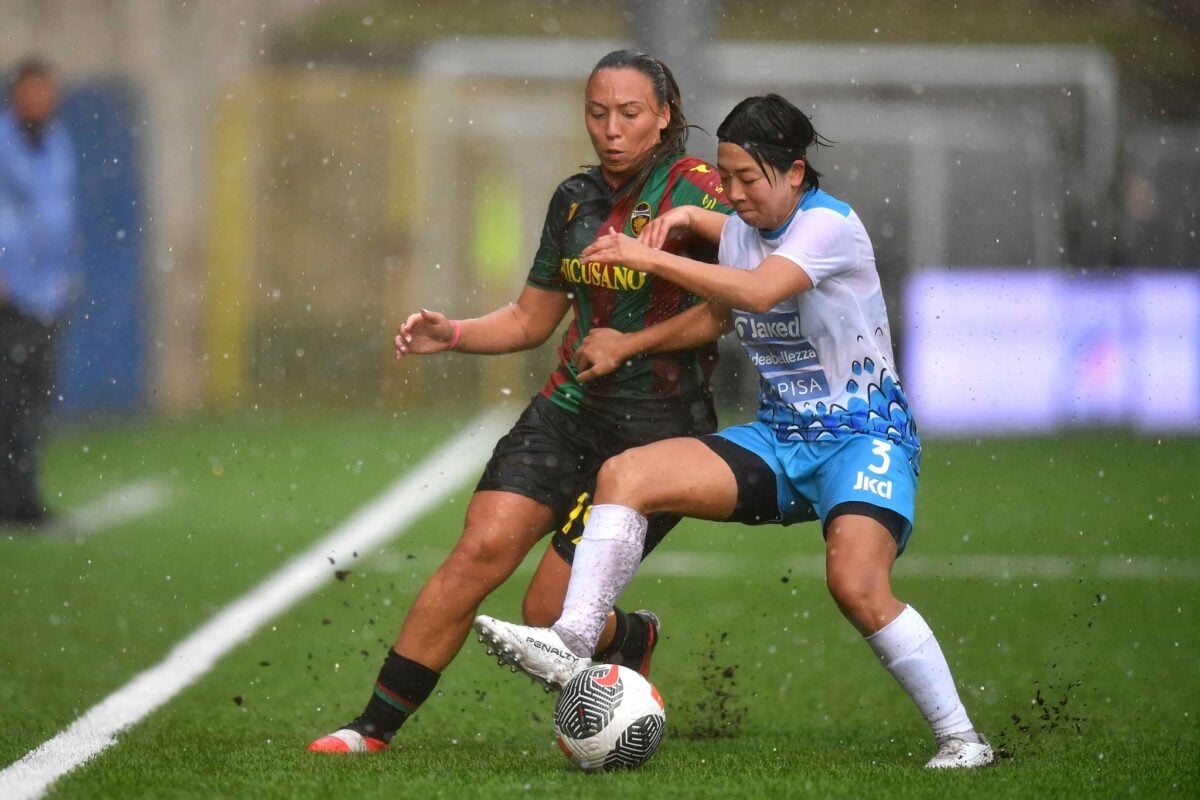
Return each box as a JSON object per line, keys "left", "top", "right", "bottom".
{"left": 699, "top": 434, "right": 908, "bottom": 546}
{"left": 477, "top": 393, "right": 716, "bottom": 562}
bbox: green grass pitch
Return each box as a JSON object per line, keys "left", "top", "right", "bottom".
{"left": 2, "top": 408, "right": 1197, "bottom": 798}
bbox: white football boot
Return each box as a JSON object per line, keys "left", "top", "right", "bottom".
{"left": 924, "top": 731, "right": 995, "bottom": 769}
{"left": 474, "top": 615, "right": 591, "bottom": 691}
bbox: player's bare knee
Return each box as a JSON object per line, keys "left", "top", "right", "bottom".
{"left": 827, "top": 566, "right": 900, "bottom": 635}
{"left": 596, "top": 451, "right": 650, "bottom": 507}
{"left": 826, "top": 569, "right": 873, "bottom": 615}
{"left": 440, "top": 532, "right": 513, "bottom": 590}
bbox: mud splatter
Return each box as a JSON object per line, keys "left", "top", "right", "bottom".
{"left": 673, "top": 632, "right": 749, "bottom": 740}
{"left": 994, "top": 591, "right": 1100, "bottom": 759}
{"left": 996, "top": 678, "right": 1087, "bottom": 759}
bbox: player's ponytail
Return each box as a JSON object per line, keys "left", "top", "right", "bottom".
{"left": 589, "top": 49, "right": 689, "bottom": 199}
{"left": 716, "top": 94, "right": 832, "bottom": 190}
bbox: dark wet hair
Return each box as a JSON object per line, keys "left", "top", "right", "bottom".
{"left": 716, "top": 94, "right": 832, "bottom": 191}
{"left": 589, "top": 49, "right": 688, "bottom": 197}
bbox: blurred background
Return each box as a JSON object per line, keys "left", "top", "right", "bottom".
{"left": 2, "top": 0, "right": 1197, "bottom": 434}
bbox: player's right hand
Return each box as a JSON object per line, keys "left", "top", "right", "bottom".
{"left": 574, "top": 327, "right": 630, "bottom": 382}
{"left": 637, "top": 205, "right": 694, "bottom": 250}
{"left": 394, "top": 308, "right": 454, "bottom": 359}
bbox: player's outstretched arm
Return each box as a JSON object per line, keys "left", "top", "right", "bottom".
{"left": 638, "top": 206, "right": 728, "bottom": 250}
{"left": 582, "top": 232, "right": 811, "bottom": 314}
{"left": 394, "top": 285, "right": 570, "bottom": 359}
{"left": 575, "top": 301, "right": 731, "bottom": 382}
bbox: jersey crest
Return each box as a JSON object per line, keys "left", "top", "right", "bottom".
{"left": 630, "top": 201, "right": 652, "bottom": 236}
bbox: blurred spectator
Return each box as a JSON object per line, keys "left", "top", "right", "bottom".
{"left": 0, "top": 57, "right": 80, "bottom": 528}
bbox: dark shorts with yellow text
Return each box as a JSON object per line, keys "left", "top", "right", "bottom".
{"left": 476, "top": 393, "right": 716, "bottom": 563}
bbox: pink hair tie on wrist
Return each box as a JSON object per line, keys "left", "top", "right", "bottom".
{"left": 448, "top": 319, "right": 463, "bottom": 351}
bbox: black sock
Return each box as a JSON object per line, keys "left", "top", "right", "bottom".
{"left": 596, "top": 607, "right": 654, "bottom": 666}
{"left": 348, "top": 649, "right": 439, "bottom": 743}
{"left": 611, "top": 610, "right": 652, "bottom": 669}
{"left": 594, "top": 607, "right": 631, "bottom": 661}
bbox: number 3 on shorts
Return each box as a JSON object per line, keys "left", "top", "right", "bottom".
{"left": 867, "top": 439, "right": 891, "bottom": 475}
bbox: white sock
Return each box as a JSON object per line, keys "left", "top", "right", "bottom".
{"left": 553, "top": 504, "right": 647, "bottom": 657}
{"left": 866, "top": 605, "right": 974, "bottom": 741}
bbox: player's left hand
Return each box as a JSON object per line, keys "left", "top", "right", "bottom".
{"left": 574, "top": 327, "right": 630, "bottom": 382}
{"left": 638, "top": 205, "right": 693, "bottom": 250}
{"left": 580, "top": 228, "right": 659, "bottom": 273}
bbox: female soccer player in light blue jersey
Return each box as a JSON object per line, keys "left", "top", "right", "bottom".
{"left": 476, "top": 93, "right": 993, "bottom": 769}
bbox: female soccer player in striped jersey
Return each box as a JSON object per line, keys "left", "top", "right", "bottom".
{"left": 308, "top": 50, "right": 732, "bottom": 754}
{"left": 476, "top": 94, "right": 993, "bottom": 769}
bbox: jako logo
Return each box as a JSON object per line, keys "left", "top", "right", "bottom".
{"left": 853, "top": 471, "right": 893, "bottom": 499}
{"left": 734, "top": 315, "right": 801, "bottom": 341}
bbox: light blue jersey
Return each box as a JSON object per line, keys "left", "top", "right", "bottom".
{"left": 715, "top": 188, "right": 920, "bottom": 548}
{"left": 718, "top": 188, "right": 919, "bottom": 452}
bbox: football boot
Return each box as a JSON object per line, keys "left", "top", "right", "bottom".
{"left": 474, "top": 616, "right": 591, "bottom": 691}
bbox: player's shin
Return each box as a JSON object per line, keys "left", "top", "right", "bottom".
{"left": 553, "top": 504, "right": 648, "bottom": 657}
{"left": 865, "top": 605, "right": 975, "bottom": 740}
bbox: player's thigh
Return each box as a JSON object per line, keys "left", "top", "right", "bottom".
{"left": 708, "top": 424, "right": 817, "bottom": 526}
{"left": 813, "top": 435, "right": 917, "bottom": 554}
{"left": 475, "top": 396, "right": 595, "bottom": 523}
{"left": 595, "top": 437, "right": 739, "bottom": 520}
{"left": 446, "top": 490, "right": 557, "bottom": 581}
{"left": 823, "top": 513, "right": 905, "bottom": 634}
{"left": 824, "top": 513, "right": 898, "bottom": 591}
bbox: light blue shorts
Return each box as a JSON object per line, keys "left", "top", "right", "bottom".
{"left": 710, "top": 422, "right": 919, "bottom": 553}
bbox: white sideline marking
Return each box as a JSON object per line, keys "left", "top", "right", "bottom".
{"left": 365, "top": 548, "right": 1200, "bottom": 582}
{"left": 643, "top": 552, "right": 1200, "bottom": 582}
{"left": 0, "top": 408, "right": 514, "bottom": 800}
{"left": 52, "top": 479, "right": 172, "bottom": 539}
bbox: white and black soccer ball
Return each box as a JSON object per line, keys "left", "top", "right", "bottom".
{"left": 553, "top": 664, "right": 665, "bottom": 772}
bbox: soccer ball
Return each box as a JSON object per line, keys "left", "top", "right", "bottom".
{"left": 553, "top": 664, "right": 666, "bottom": 772}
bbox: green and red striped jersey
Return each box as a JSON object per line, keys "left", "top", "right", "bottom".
{"left": 527, "top": 153, "right": 732, "bottom": 415}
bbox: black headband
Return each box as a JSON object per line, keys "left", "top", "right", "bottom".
{"left": 720, "top": 138, "right": 807, "bottom": 159}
